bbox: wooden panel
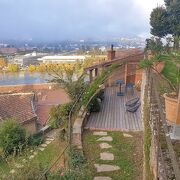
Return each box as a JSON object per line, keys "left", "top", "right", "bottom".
{"left": 85, "top": 87, "right": 143, "bottom": 131}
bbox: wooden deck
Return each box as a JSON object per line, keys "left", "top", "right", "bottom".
{"left": 85, "top": 87, "right": 143, "bottom": 131}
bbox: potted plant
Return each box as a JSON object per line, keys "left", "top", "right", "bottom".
{"left": 139, "top": 53, "right": 180, "bottom": 124}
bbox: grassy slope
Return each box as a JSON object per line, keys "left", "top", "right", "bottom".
{"left": 0, "top": 139, "right": 66, "bottom": 177}
{"left": 83, "top": 131, "right": 143, "bottom": 180}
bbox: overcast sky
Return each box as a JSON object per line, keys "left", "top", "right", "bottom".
{"left": 0, "top": 0, "right": 164, "bottom": 41}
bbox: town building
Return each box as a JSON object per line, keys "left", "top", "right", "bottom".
{"left": 37, "top": 55, "right": 86, "bottom": 64}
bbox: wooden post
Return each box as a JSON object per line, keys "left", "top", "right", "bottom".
{"left": 89, "top": 70, "right": 93, "bottom": 83}
{"left": 176, "top": 86, "right": 180, "bottom": 124}
{"left": 124, "top": 63, "right": 128, "bottom": 85}
{"left": 95, "top": 68, "right": 98, "bottom": 77}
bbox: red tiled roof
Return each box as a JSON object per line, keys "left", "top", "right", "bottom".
{"left": 36, "top": 89, "right": 70, "bottom": 125}
{"left": 0, "top": 93, "right": 37, "bottom": 123}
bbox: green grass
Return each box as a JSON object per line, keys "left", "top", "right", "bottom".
{"left": 0, "top": 138, "right": 67, "bottom": 178}
{"left": 83, "top": 131, "right": 143, "bottom": 180}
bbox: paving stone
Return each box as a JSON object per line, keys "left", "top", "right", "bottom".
{"left": 123, "top": 133, "right": 133, "bottom": 138}
{"left": 94, "top": 164, "right": 120, "bottom": 172}
{"left": 97, "top": 136, "right": 113, "bottom": 142}
{"left": 94, "top": 177, "right": 112, "bottom": 180}
{"left": 100, "top": 152, "right": 114, "bottom": 160}
{"left": 93, "top": 131, "right": 108, "bottom": 136}
{"left": 41, "top": 144, "right": 47, "bottom": 147}
{"left": 99, "top": 143, "right": 112, "bottom": 149}
{"left": 29, "top": 155, "right": 35, "bottom": 160}
{"left": 22, "top": 159, "right": 27, "bottom": 163}
{"left": 46, "top": 137, "right": 55, "bottom": 141}
{"left": 15, "top": 163, "right": 24, "bottom": 169}
{"left": 45, "top": 140, "right": 52, "bottom": 145}
{"left": 10, "top": 169, "right": 15, "bottom": 174}
{"left": 39, "top": 147, "right": 45, "bottom": 151}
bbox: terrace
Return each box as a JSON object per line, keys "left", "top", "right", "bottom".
{"left": 85, "top": 86, "right": 142, "bottom": 131}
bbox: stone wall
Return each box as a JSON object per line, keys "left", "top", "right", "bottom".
{"left": 22, "top": 117, "right": 38, "bottom": 134}
{"left": 72, "top": 107, "right": 88, "bottom": 149}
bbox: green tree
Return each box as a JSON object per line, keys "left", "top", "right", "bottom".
{"left": 49, "top": 102, "right": 73, "bottom": 128}
{"left": 49, "top": 62, "right": 87, "bottom": 102}
{"left": 145, "top": 37, "right": 163, "bottom": 55}
{"left": 0, "top": 119, "right": 26, "bottom": 156}
{"left": 150, "top": 6, "right": 169, "bottom": 38}
{"left": 150, "top": 0, "right": 180, "bottom": 49}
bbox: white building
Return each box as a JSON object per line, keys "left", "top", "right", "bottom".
{"left": 37, "top": 55, "right": 86, "bottom": 64}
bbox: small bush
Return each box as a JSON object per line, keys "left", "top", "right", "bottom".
{"left": 88, "top": 89, "right": 104, "bottom": 112}
{"left": 49, "top": 102, "right": 73, "bottom": 129}
{"left": 88, "top": 98, "right": 101, "bottom": 112}
{"left": 69, "top": 148, "right": 86, "bottom": 169}
{"left": 28, "top": 133, "right": 44, "bottom": 146}
{"left": 0, "top": 119, "right": 26, "bottom": 156}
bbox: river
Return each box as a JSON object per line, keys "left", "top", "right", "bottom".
{"left": 0, "top": 72, "right": 51, "bottom": 86}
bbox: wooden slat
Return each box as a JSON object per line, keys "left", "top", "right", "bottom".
{"left": 85, "top": 87, "right": 143, "bottom": 131}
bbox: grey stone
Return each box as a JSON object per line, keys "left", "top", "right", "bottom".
{"left": 123, "top": 133, "right": 133, "bottom": 138}
{"left": 38, "top": 147, "right": 45, "bottom": 151}
{"left": 29, "top": 155, "right": 35, "bottom": 160}
{"left": 15, "top": 163, "right": 24, "bottom": 169}
{"left": 94, "top": 177, "right": 112, "bottom": 180}
{"left": 100, "top": 152, "right": 114, "bottom": 160}
{"left": 46, "top": 137, "right": 55, "bottom": 141}
{"left": 93, "top": 131, "right": 107, "bottom": 136}
{"left": 99, "top": 143, "right": 112, "bottom": 149}
{"left": 94, "top": 164, "right": 120, "bottom": 172}
{"left": 97, "top": 136, "right": 113, "bottom": 142}
{"left": 45, "top": 140, "right": 51, "bottom": 145}
{"left": 41, "top": 144, "right": 47, "bottom": 147}
{"left": 10, "top": 169, "right": 16, "bottom": 174}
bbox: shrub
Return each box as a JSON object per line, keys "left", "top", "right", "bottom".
{"left": 0, "top": 119, "right": 26, "bottom": 156}
{"left": 49, "top": 102, "right": 73, "bottom": 129}
{"left": 69, "top": 148, "right": 86, "bottom": 169}
{"left": 28, "top": 132, "right": 44, "bottom": 146}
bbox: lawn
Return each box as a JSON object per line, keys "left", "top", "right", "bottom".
{"left": 83, "top": 130, "right": 143, "bottom": 180}
{"left": 0, "top": 137, "right": 67, "bottom": 179}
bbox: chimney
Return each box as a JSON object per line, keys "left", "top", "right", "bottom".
{"left": 107, "top": 44, "right": 116, "bottom": 61}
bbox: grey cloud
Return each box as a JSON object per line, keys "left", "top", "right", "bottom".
{"left": 0, "top": 0, "right": 151, "bottom": 40}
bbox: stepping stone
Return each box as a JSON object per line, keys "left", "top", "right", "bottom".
{"left": 100, "top": 152, "right": 114, "bottom": 160}
{"left": 93, "top": 131, "right": 107, "bottom": 136}
{"left": 33, "top": 151, "right": 38, "bottom": 156}
{"left": 41, "top": 144, "right": 47, "bottom": 147}
{"left": 39, "top": 147, "right": 45, "bottom": 151}
{"left": 22, "top": 159, "right": 27, "bottom": 163}
{"left": 94, "top": 177, "right": 112, "bottom": 180}
{"left": 94, "top": 164, "right": 120, "bottom": 172}
{"left": 46, "top": 137, "right": 55, "bottom": 141}
{"left": 97, "top": 136, "right": 113, "bottom": 142}
{"left": 123, "top": 133, "right": 133, "bottom": 138}
{"left": 15, "top": 163, "right": 24, "bottom": 169}
{"left": 45, "top": 141, "right": 51, "bottom": 145}
{"left": 10, "top": 169, "right": 15, "bottom": 174}
{"left": 29, "top": 155, "right": 35, "bottom": 160}
{"left": 99, "top": 143, "right": 112, "bottom": 149}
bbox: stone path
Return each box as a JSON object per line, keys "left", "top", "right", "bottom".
{"left": 93, "top": 131, "right": 120, "bottom": 180}
{"left": 9, "top": 136, "right": 54, "bottom": 175}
